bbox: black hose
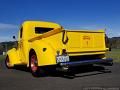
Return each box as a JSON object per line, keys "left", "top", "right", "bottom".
{"left": 62, "top": 30, "right": 69, "bottom": 44}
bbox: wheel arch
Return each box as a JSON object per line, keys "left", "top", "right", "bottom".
{"left": 6, "top": 48, "right": 21, "bottom": 67}
{"left": 28, "top": 41, "right": 56, "bottom": 67}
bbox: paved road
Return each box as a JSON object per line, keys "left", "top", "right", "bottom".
{"left": 0, "top": 60, "right": 120, "bottom": 90}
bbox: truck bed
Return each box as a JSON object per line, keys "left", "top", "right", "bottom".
{"left": 43, "top": 29, "right": 106, "bottom": 56}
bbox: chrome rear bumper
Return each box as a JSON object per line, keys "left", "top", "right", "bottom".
{"left": 59, "top": 58, "right": 113, "bottom": 66}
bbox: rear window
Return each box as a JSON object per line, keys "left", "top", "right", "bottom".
{"left": 35, "top": 27, "right": 53, "bottom": 34}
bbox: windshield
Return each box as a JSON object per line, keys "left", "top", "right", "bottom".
{"left": 35, "top": 27, "right": 54, "bottom": 34}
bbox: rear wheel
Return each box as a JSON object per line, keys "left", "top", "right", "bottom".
{"left": 29, "top": 52, "right": 45, "bottom": 77}
{"left": 5, "top": 55, "right": 12, "bottom": 69}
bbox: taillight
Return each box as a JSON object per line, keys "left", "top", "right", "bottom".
{"left": 62, "top": 49, "right": 67, "bottom": 55}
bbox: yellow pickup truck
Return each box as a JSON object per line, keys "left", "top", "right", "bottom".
{"left": 5, "top": 21, "right": 113, "bottom": 77}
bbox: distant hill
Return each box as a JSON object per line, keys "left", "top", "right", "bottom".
{"left": 0, "top": 41, "right": 17, "bottom": 55}
{"left": 109, "top": 37, "right": 120, "bottom": 49}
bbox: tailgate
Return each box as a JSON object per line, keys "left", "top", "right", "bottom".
{"left": 43, "top": 29, "right": 106, "bottom": 55}
{"left": 66, "top": 30, "right": 106, "bottom": 54}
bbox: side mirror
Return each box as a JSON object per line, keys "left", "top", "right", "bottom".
{"left": 12, "top": 36, "right": 18, "bottom": 48}
{"left": 13, "top": 36, "right": 16, "bottom": 39}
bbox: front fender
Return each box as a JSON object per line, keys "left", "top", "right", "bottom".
{"left": 29, "top": 40, "right": 56, "bottom": 66}
{"left": 7, "top": 48, "right": 21, "bottom": 66}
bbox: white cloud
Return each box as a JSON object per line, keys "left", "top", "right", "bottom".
{"left": 0, "top": 23, "right": 18, "bottom": 30}
{"left": 117, "top": 33, "right": 120, "bottom": 37}
{"left": 0, "top": 36, "right": 13, "bottom": 42}
{"left": 0, "top": 23, "right": 18, "bottom": 42}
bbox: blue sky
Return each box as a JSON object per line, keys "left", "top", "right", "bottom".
{"left": 0, "top": 0, "right": 120, "bottom": 42}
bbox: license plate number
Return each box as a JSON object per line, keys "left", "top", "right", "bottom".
{"left": 56, "top": 56, "right": 69, "bottom": 63}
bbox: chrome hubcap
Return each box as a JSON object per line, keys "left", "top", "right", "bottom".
{"left": 31, "top": 55, "right": 38, "bottom": 72}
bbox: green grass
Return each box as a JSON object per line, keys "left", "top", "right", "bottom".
{"left": 0, "top": 55, "right": 6, "bottom": 61}
{"left": 106, "top": 49, "right": 120, "bottom": 63}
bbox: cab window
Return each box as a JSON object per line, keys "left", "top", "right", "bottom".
{"left": 35, "top": 27, "right": 53, "bottom": 34}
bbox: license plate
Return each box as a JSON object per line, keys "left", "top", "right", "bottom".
{"left": 56, "top": 55, "right": 69, "bottom": 63}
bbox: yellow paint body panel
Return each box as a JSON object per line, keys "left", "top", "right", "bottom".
{"left": 7, "top": 48, "right": 21, "bottom": 66}
{"left": 7, "top": 21, "right": 107, "bottom": 67}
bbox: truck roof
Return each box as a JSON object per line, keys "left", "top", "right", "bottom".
{"left": 22, "top": 21, "right": 61, "bottom": 29}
